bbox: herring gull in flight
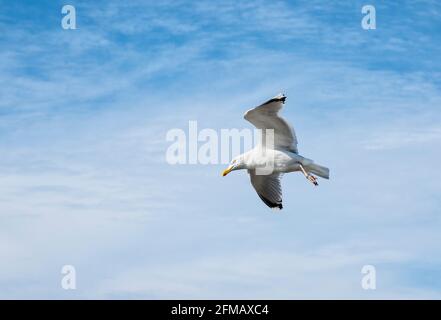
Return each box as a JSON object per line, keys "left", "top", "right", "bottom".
{"left": 222, "top": 93, "right": 329, "bottom": 209}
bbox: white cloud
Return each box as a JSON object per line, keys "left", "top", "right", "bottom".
{"left": 363, "top": 127, "right": 441, "bottom": 150}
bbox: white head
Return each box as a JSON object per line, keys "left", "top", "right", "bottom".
{"left": 222, "top": 154, "right": 246, "bottom": 176}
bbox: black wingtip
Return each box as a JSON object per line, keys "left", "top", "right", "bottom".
{"left": 261, "top": 94, "right": 286, "bottom": 106}
{"left": 257, "top": 194, "right": 283, "bottom": 210}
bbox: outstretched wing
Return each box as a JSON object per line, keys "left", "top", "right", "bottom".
{"left": 249, "top": 170, "right": 283, "bottom": 209}
{"left": 244, "top": 94, "right": 298, "bottom": 153}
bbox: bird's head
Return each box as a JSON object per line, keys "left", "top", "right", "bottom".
{"left": 222, "top": 155, "right": 245, "bottom": 176}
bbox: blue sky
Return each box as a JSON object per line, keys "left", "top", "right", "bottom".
{"left": 1, "top": 0, "right": 441, "bottom": 299}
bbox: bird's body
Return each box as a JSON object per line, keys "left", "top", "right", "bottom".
{"left": 238, "top": 148, "right": 312, "bottom": 173}
{"left": 222, "top": 93, "right": 329, "bottom": 210}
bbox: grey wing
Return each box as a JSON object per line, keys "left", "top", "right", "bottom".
{"left": 249, "top": 170, "right": 283, "bottom": 209}
{"left": 244, "top": 94, "right": 298, "bottom": 153}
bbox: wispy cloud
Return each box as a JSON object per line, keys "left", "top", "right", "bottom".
{"left": 363, "top": 127, "right": 441, "bottom": 150}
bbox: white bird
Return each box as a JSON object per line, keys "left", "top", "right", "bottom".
{"left": 222, "top": 93, "right": 329, "bottom": 209}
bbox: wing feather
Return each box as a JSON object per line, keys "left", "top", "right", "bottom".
{"left": 249, "top": 170, "right": 283, "bottom": 209}
{"left": 244, "top": 94, "right": 298, "bottom": 153}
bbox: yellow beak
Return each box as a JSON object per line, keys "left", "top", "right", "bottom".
{"left": 222, "top": 166, "right": 234, "bottom": 176}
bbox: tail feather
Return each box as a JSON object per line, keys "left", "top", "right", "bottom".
{"left": 306, "top": 163, "right": 329, "bottom": 179}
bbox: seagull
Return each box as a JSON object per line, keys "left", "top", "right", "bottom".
{"left": 222, "top": 93, "right": 329, "bottom": 210}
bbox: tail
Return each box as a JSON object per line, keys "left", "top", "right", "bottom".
{"left": 306, "top": 163, "right": 330, "bottom": 179}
